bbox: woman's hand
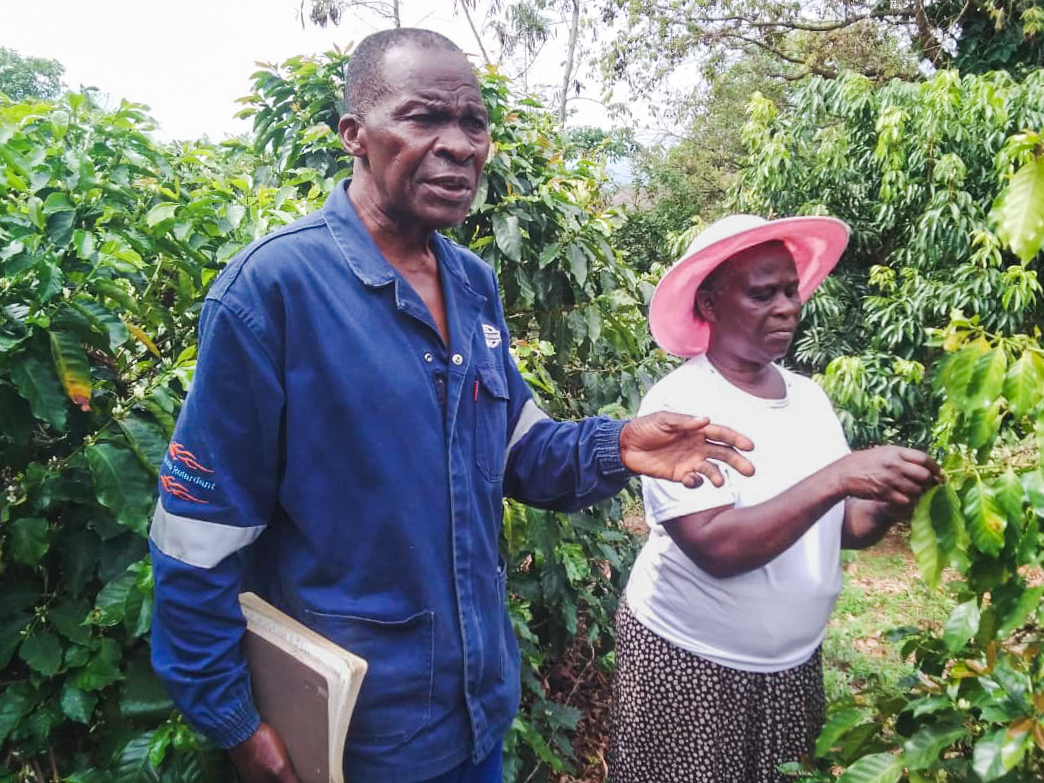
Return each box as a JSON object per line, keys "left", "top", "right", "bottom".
{"left": 620, "top": 412, "right": 755, "bottom": 489}
{"left": 228, "top": 723, "right": 301, "bottom": 783}
{"left": 835, "top": 446, "right": 941, "bottom": 506}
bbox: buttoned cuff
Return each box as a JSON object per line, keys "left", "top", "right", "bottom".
{"left": 211, "top": 699, "right": 261, "bottom": 749}
{"left": 594, "top": 418, "right": 635, "bottom": 479}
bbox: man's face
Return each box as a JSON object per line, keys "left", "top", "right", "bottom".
{"left": 342, "top": 45, "right": 490, "bottom": 231}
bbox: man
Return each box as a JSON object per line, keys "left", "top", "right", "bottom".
{"left": 149, "top": 28, "right": 754, "bottom": 783}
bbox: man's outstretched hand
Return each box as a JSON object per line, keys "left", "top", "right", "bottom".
{"left": 620, "top": 413, "right": 755, "bottom": 489}
{"left": 228, "top": 723, "right": 301, "bottom": 783}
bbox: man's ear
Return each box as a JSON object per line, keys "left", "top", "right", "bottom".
{"left": 338, "top": 113, "right": 366, "bottom": 158}
{"left": 695, "top": 288, "right": 717, "bottom": 323}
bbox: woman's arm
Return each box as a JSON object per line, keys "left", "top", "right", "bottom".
{"left": 663, "top": 447, "right": 940, "bottom": 578}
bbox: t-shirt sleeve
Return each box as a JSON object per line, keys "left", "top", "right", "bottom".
{"left": 637, "top": 377, "right": 738, "bottom": 526}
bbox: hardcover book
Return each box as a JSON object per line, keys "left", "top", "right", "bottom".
{"left": 239, "top": 592, "right": 368, "bottom": 783}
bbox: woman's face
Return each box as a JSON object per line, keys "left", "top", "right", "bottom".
{"left": 698, "top": 242, "right": 802, "bottom": 365}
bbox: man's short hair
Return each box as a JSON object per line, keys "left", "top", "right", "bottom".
{"left": 344, "top": 28, "right": 465, "bottom": 120}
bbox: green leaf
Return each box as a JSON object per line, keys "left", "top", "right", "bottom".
{"left": 49, "top": 329, "right": 92, "bottom": 412}
{"left": 74, "top": 638, "right": 123, "bottom": 691}
{"left": 992, "top": 154, "right": 1044, "bottom": 263}
{"left": 93, "top": 569, "right": 137, "bottom": 627}
{"left": 966, "top": 348, "right": 1007, "bottom": 408}
{"left": 119, "top": 652, "right": 175, "bottom": 719}
{"left": 145, "top": 202, "right": 178, "bottom": 228}
{"left": 86, "top": 443, "right": 156, "bottom": 535}
{"left": 117, "top": 416, "right": 169, "bottom": 476}
{"left": 931, "top": 482, "right": 969, "bottom": 556}
{"left": 71, "top": 298, "right": 130, "bottom": 350}
{"left": 60, "top": 684, "right": 97, "bottom": 724}
{"left": 942, "top": 343, "right": 988, "bottom": 404}
{"left": 0, "top": 616, "right": 30, "bottom": 669}
{"left": 903, "top": 722, "right": 966, "bottom": 769}
{"left": 1003, "top": 351, "right": 1044, "bottom": 419}
{"left": 10, "top": 516, "right": 50, "bottom": 565}
{"left": 492, "top": 212, "right": 522, "bottom": 262}
{"left": 114, "top": 732, "right": 161, "bottom": 783}
{"left": 993, "top": 468, "right": 1025, "bottom": 527}
{"left": 836, "top": 751, "right": 904, "bottom": 783}
{"left": 1022, "top": 469, "right": 1044, "bottom": 515}
{"left": 0, "top": 687, "right": 30, "bottom": 746}
{"left": 911, "top": 487, "right": 942, "bottom": 586}
{"left": 566, "top": 242, "right": 588, "bottom": 287}
{"left": 19, "top": 630, "right": 63, "bottom": 676}
{"left": 43, "top": 192, "right": 75, "bottom": 214}
{"left": 943, "top": 598, "right": 980, "bottom": 652}
{"left": 964, "top": 399, "right": 1002, "bottom": 449}
{"left": 50, "top": 599, "right": 92, "bottom": 645}
{"left": 815, "top": 707, "right": 869, "bottom": 757}
{"left": 997, "top": 584, "right": 1044, "bottom": 638}
{"left": 1038, "top": 411, "right": 1044, "bottom": 471}
{"left": 10, "top": 351, "right": 68, "bottom": 429}
{"left": 964, "top": 476, "right": 1006, "bottom": 556}
{"left": 46, "top": 209, "right": 76, "bottom": 246}
{"left": 973, "top": 724, "right": 1032, "bottom": 780}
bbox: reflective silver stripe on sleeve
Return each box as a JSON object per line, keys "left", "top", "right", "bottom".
{"left": 506, "top": 398, "right": 551, "bottom": 458}
{"left": 149, "top": 503, "right": 265, "bottom": 569}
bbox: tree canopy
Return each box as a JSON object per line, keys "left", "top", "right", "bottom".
{"left": 0, "top": 47, "right": 65, "bottom": 102}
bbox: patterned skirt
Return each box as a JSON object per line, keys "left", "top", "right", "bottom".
{"left": 609, "top": 598, "right": 826, "bottom": 783}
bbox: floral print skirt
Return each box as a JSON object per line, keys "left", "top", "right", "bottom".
{"left": 609, "top": 598, "right": 826, "bottom": 783}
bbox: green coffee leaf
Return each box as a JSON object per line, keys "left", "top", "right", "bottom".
{"left": 60, "top": 684, "right": 98, "bottom": 724}
{"left": 74, "top": 638, "right": 123, "bottom": 691}
{"left": 963, "top": 476, "right": 1006, "bottom": 556}
{"left": 836, "top": 751, "right": 904, "bottom": 783}
{"left": 943, "top": 598, "right": 980, "bottom": 652}
{"left": 19, "top": 630, "right": 63, "bottom": 676}
{"left": 966, "top": 347, "right": 1007, "bottom": 408}
{"left": 114, "top": 732, "right": 161, "bottom": 783}
{"left": 10, "top": 516, "right": 50, "bottom": 565}
{"left": 973, "top": 724, "right": 1032, "bottom": 780}
{"left": 145, "top": 202, "right": 178, "bottom": 228}
{"left": 86, "top": 443, "right": 156, "bottom": 535}
{"left": 911, "top": 487, "right": 942, "bottom": 587}
{"left": 902, "top": 722, "right": 966, "bottom": 769}
{"left": 997, "top": 584, "right": 1044, "bottom": 638}
{"left": 492, "top": 211, "right": 522, "bottom": 262}
{"left": 1003, "top": 350, "right": 1044, "bottom": 419}
{"left": 815, "top": 707, "right": 869, "bottom": 757}
{"left": 0, "top": 687, "right": 30, "bottom": 745}
{"left": 931, "top": 482, "right": 969, "bottom": 556}
{"left": 992, "top": 154, "right": 1044, "bottom": 263}
{"left": 10, "top": 351, "right": 68, "bottom": 429}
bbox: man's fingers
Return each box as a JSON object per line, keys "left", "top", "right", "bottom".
{"left": 704, "top": 443, "right": 756, "bottom": 477}
{"left": 702, "top": 423, "right": 754, "bottom": 452}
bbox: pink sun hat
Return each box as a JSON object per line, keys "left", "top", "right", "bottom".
{"left": 648, "top": 214, "right": 851, "bottom": 357}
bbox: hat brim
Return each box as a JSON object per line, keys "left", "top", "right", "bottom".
{"left": 648, "top": 216, "right": 850, "bottom": 358}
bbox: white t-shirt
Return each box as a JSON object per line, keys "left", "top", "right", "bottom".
{"left": 625, "top": 354, "right": 851, "bottom": 673}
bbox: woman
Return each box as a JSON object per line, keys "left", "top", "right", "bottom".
{"left": 609, "top": 215, "right": 940, "bottom": 783}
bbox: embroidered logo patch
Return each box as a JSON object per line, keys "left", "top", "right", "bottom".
{"left": 482, "top": 324, "right": 502, "bottom": 348}
{"left": 161, "top": 476, "right": 209, "bottom": 504}
{"left": 168, "top": 442, "right": 214, "bottom": 473}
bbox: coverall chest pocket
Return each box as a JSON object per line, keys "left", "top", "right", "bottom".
{"left": 474, "top": 363, "right": 509, "bottom": 483}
